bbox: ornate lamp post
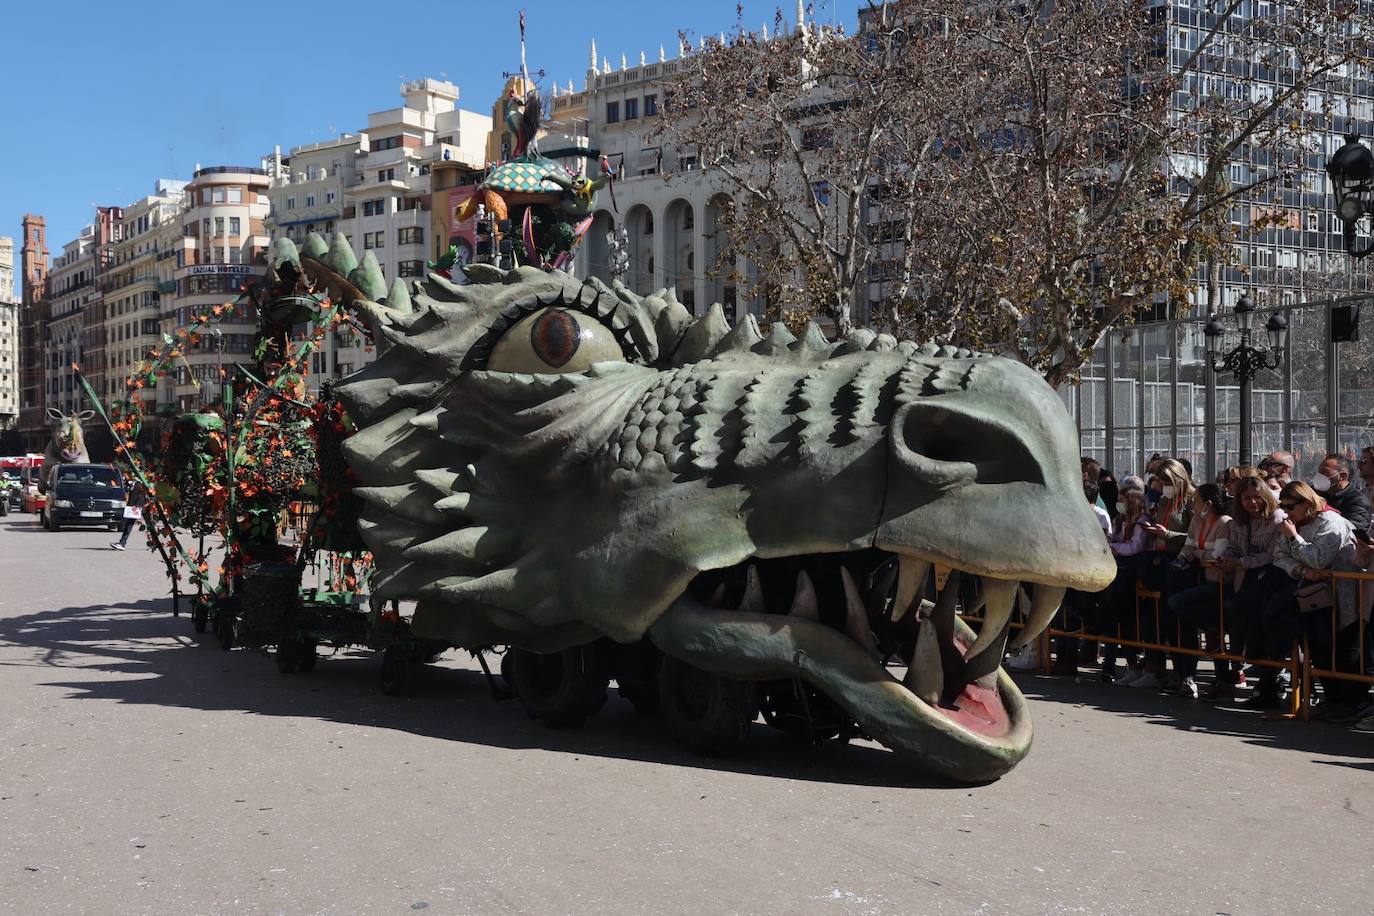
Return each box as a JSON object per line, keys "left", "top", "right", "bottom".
{"left": 1326, "top": 133, "right": 1374, "bottom": 259}
{"left": 1204, "top": 294, "right": 1288, "bottom": 467}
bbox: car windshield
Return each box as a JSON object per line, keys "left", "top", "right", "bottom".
{"left": 56, "top": 467, "right": 120, "bottom": 488}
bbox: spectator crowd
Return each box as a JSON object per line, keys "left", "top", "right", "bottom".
{"left": 1051, "top": 448, "right": 1374, "bottom": 733}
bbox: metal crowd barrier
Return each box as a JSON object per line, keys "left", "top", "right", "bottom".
{"left": 958, "top": 563, "right": 1373, "bottom": 721}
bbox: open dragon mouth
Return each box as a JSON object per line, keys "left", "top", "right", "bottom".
{"left": 650, "top": 549, "right": 1063, "bottom": 781}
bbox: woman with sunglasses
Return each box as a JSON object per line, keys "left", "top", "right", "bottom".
{"left": 1249, "top": 481, "right": 1362, "bottom": 714}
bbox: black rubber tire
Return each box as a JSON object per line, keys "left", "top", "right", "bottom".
{"left": 108, "top": 524, "right": 121, "bottom": 532}
{"left": 510, "top": 646, "right": 609, "bottom": 728}
{"left": 47, "top": 513, "right": 60, "bottom": 532}
{"left": 380, "top": 644, "right": 409, "bottom": 696}
{"left": 297, "top": 644, "right": 317, "bottom": 673}
{"left": 659, "top": 656, "right": 756, "bottom": 756}
{"left": 275, "top": 639, "right": 300, "bottom": 674}
{"left": 215, "top": 612, "right": 235, "bottom": 650}
{"left": 192, "top": 601, "right": 208, "bottom": 634}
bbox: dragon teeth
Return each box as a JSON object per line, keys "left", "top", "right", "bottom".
{"left": 965, "top": 578, "right": 1017, "bottom": 660}
{"left": 891, "top": 556, "right": 931, "bottom": 622}
{"left": 904, "top": 618, "right": 944, "bottom": 705}
{"left": 933, "top": 563, "right": 952, "bottom": 592}
{"left": 788, "top": 570, "right": 820, "bottom": 619}
{"left": 865, "top": 559, "right": 899, "bottom": 620}
{"left": 1009, "top": 585, "right": 1066, "bottom": 650}
{"left": 739, "top": 563, "right": 764, "bottom": 613}
{"left": 841, "top": 567, "right": 879, "bottom": 656}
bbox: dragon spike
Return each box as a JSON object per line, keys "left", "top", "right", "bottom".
{"left": 672, "top": 302, "right": 731, "bottom": 364}
{"left": 349, "top": 251, "right": 387, "bottom": 301}
{"left": 841, "top": 567, "right": 880, "bottom": 657}
{"left": 740, "top": 563, "right": 764, "bottom": 612}
{"left": 269, "top": 236, "right": 301, "bottom": 269}
{"left": 713, "top": 312, "right": 764, "bottom": 355}
{"left": 835, "top": 328, "right": 876, "bottom": 355}
{"left": 965, "top": 578, "right": 1017, "bottom": 660}
{"left": 865, "top": 558, "right": 898, "bottom": 621}
{"left": 892, "top": 556, "right": 931, "bottom": 622}
{"left": 708, "top": 583, "right": 727, "bottom": 608}
{"left": 300, "top": 231, "right": 330, "bottom": 259}
{"left": 323, "top": 232, "right": 359, "bottom": 276}
{"left": 431, "top": 490, "right": 514, "bottom": 521}
{"left": 403, "top": 525, "right": 518, "bottom": 564}
{"left": 869, "top": 332, "right": 898, "bottom": 352}
{"left": 386, "top": 277, "right": 413, "bottom": 314}
{"left": 1010, "top": 585, "right": 1067, "bottom": 650}
{"left": 654, "top": 298, "right": 694, "bottom": 354}
{"left": 795, "top": 320, "right": 831, "bottom": 351}
{"left": 414, "top": 467, "right": 461, "bottom": 495}
{"left": 788, "top": 570, "right": 820, "bottom": 619}
{"left": 754, "top": 321, "right": 797, "bottom": 355}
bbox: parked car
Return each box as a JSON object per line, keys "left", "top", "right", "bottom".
{"left": 42, "top": 464, "right": 126, "bottom": 532}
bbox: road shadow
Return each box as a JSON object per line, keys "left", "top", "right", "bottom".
{"left": 0, "top": 600, "right": 968, "bottom": 790}
{"left": 1014, "top": 670, "right": 1374, "bottom": 764}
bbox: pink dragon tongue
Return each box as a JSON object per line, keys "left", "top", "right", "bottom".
{"left": 61, "top": 449, "right": 81, "bottom": 461}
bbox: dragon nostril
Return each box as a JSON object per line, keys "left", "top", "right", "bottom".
{"left": 891, "top": 402, "right": 1044, "bottom": 487}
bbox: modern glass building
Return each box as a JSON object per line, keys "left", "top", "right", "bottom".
{"left": 1060, "top": 293, "right": 1374, "bottom": 482}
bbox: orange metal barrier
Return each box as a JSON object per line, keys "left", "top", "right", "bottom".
{"left": 974, "top": 565, "right": 1374, "bottom": 722}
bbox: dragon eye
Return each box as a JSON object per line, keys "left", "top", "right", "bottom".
{"left": 487, "top": 307, "right": 624, "bottom": 373}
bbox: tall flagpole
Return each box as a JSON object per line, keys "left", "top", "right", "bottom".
{"left": 519, "top": 10, "right": 529, "bottom": 89}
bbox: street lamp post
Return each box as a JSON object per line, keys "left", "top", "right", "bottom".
{"left": 1326, "top": 133, "right": 1374, "bottom": 260}
{"left": 1204, "top": 294, "right": 1288, "bottom": 467}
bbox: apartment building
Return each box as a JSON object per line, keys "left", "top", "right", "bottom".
{"left": 18, "top": 215, "right": 49, "bottom": 450}
{"left": 264, "top": 78, "right": 490, "bottom": 393}
{"left": 44, "top": 228, "right": 96, "bottom": 417}
{"left": 96, "top": 181, "right": 187, "bottom": 409}
{"left": 0, "top": 237, "right": 17, "bottom": 430}
{"left": 162, "top": 165, "right": 271, "bottom": 411}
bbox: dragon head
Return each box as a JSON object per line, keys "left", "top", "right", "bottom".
{"left": 318, "top": 252, "right": 1112, "bottom": 782}
{"left": 46, "top": 408, "right": 93, "bottom": 463}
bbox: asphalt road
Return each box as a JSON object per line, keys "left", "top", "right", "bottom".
{"left": 0, "top": 512, "right": 1371, "bottom": 915}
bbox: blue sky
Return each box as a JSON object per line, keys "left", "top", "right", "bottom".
{"left": 1, "top": 0, "right": 852, "bottom": 256}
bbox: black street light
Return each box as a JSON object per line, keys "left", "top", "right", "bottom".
{"left": 1204, "top": 294, "right": 1288, "bottom": 467}
{"left": 1327, "top": 133, "right": 1374, "bottom": 259}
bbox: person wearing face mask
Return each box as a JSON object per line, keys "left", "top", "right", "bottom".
{"left": 1263, "top": 451, "right": 1295, "bottom": 486}
{"left": 1096, "top": 488, "right": 1153, "bottom": 684}
{"left": 1249, "top": 481, "right": 1364, "bottom": 716}
{"left": 1312, "top": 453, "right": 1371, "bottom": 531}
{"left": 1125, "top": 458, "right": 1195, "bottom": 689}
{"left": 1164, "top": 484, "right": 1233, "bottom": 698}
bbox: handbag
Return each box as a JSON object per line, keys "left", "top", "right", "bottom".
{"left": 1294, "top": 578, "right": 1333, "bottom": 612}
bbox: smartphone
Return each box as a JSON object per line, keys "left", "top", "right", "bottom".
{"left": 1356, "top": 528, "right": 1372, "bottom": 544}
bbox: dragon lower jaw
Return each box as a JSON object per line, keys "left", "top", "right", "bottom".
{"left": 648, "top": 553, "right": 1057, "bottom": 783}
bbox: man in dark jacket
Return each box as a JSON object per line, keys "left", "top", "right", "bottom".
{"left": 1316, "top": 454, "right": 1372, "bottom": 531}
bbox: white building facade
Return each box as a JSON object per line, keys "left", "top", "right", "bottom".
{"left": 0, "top": 236, "right": 17, "bottom": 427}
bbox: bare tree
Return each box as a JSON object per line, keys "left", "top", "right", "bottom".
{"left": 655, "top": 0, "right": 1373, "bottom": 385}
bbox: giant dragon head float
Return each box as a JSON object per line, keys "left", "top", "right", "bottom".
{"left": 289, "top": 237, "right": 1113, "bottom": 782}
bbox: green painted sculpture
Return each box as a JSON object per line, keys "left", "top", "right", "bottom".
{"left": 294, "top": 239, "right": 1114, "bottom": 782}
